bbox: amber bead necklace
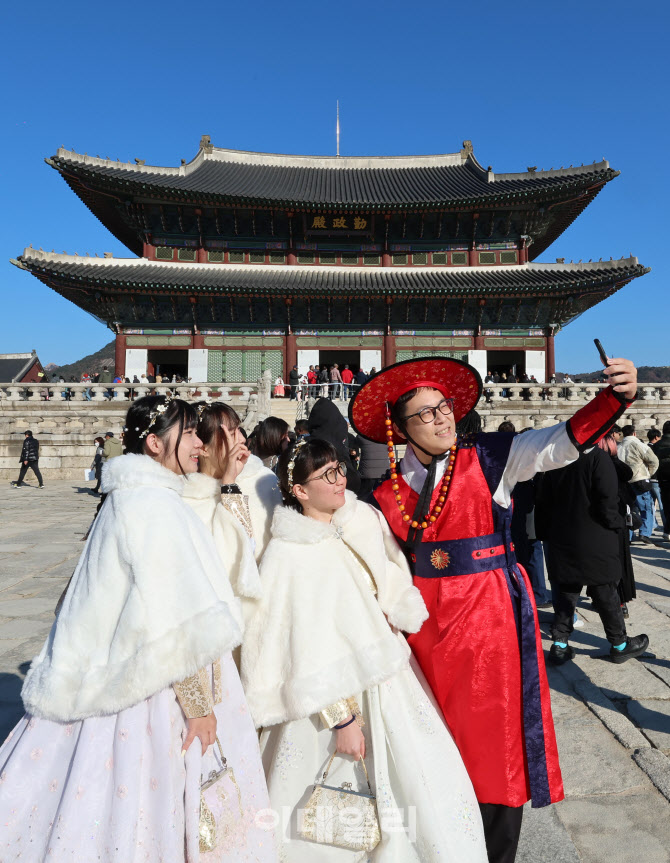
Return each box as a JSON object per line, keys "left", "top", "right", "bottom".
{"left": 385, "top": 413, "right": 457, "bottom": 529}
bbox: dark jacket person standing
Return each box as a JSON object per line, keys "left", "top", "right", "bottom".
{"left": 535, "top": 446, "right": 648, "bottom": 664}
{"left": 11, "top": 431, "right": 44, "bottom": 489}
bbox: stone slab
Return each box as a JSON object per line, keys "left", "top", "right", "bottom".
{"left": 517, "top": 801, "right": 581, "bottom": 863}
{"left": 574, "top": 655, "right": 670, "bottom": 702}
{"left": 0, "top": 596, "right": 62, "bottom": 616}
{"left": 633, "top": 749, "right": 670, "bottom": 803}
{"left": 573, "top": 678, "right": 651, "bottom": 750}
{"left": 0, "top": 618, "right": 51, "bottom": 640}
{"left": 555, "top": 717, "right": 648, "bottom": 796}
{"left": 627, "top": 700, "right": 670, "bottom": 751}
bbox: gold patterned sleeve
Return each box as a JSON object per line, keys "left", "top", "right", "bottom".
{"left": 173, "top": 668, "right": 214, "bottom": 718}
{"left": 219, "top": 493, "right": 253, "bottom": 539}
{"left": 320, "top": 696, "right": 364, "bottom": 729}
{"left": 320, "top": 699, "right": 352, "bottom": 729}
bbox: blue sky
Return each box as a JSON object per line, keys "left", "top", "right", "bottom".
{"left": 1, "top": 0, "right": 667, "bottom": 372}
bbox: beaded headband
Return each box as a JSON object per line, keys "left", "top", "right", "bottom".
{"left": 137, "top": 394, "right": 176, "bottom": 439}
{"left": 286, "top": 438, "right": 308, "bottom": 496}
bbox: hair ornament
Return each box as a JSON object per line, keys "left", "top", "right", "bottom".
{"left": 138, "top": 394, "right": 176, "bottom": 439}
{"left": 286, "top": 438, "right": 308, "bottom": 495}
{"left": 196, "top": 403, "right": 208, "bottom": 419}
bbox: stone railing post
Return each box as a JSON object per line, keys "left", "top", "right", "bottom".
{"left": 217, "top": 386, "right": 232, "bottom": 402}
{"left": 91, "top": 385, "right": 107, "bottom": 402}
{"left": 28, "top": 384, "right": 43, "bottom": 402}
{"left": 112, "top": 386, "right": 129, "bottom": 401}
{"left": 6, "top": 385, "right": 24, "bottom": 402}
{"left": 48, "top": 386, "right": 64, "bottom": 402}
{"left": 507, "top": 385, "right": 523, "bottom": 403}
{"left": 239, "top": 386, "right": 253, "bottom": 403}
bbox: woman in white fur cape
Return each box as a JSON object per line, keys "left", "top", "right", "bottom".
{"left": 0, "top": 396, "right": 275, "bottom": 863}
{"left": 183, "top": 402, "right": 262, "bottom": 619}
{"left": 242, "top": 438, "right": 487, "bottom": 863}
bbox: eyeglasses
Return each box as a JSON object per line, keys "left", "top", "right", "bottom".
{"left": 403, "top": 398, "right": 455, "bottom": 425}
{"left": 302, "top": 462, "right": 348, "bottom": 485}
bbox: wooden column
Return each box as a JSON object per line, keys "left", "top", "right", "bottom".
{"left": 193, "top": 332, "right": 205, "bottom": 349}
{"left": 196, "top": 248, "right": 208, "bottom": 263}
{"left": 468, "top": 243, "right": 478, "bottom": 266}
{"left": 382, "top": 251, "right": 392, "bottom": 267}
{"left": 286, "top": 333, "right": 297, "bottom": 377}
{"left": 114, "top": 332, "right": 127, "bottom": 378}
{"left": 143, "top": 242, "right": 155, "bottom": 260}
{"left": 474, "top": 326, "right": 485, "bottom": 351}
{"left": 382, "top": 333, "right": 396, "bottom": 368}
{"left": 546, "top": 330, "right": 556, "bottom": 379}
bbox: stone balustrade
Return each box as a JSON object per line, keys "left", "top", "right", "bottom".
{"left": 0, "top": 382, "right": 257, "bottom": 404}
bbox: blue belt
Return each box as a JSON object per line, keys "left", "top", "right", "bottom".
{"left": 410, "top": 531, "right": 516, "bottom": 578}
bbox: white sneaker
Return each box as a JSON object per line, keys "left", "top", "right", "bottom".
{"left": 573, "top": 616, "right": 585, "bottom": 629}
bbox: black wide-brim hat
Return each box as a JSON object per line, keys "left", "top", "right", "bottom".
{"left": 349, "top": 356, "right": 482, "bottom": 444}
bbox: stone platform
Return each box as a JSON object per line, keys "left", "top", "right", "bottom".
{"left": 1, "top": 479, "right": 669, "bottom": 860}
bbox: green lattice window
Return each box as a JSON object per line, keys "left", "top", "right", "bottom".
{"left": 228, "top": 251, "right": 245, "bottom": 264}
{"left": 269, "top": 253, "right": 286, "bottom": 264}
{"left": 392, "top": 254, "right": 408, "bottom": 265}
{"left": 320, "top": 252, "right": 337, "bottom": 265}
{"left": 249, "top": 251, "right": 265, "bottom": 264}
{"left": 156, "top": 246, "right": 173, "bottom": 260}
{"left": 412, "top": 252, "right": 428, "bottom": 265}
{"left": 298, "top": 254, "right": 316, "bottom": 265}
{"left": 178, "top": 248, "right": 196, "bottom": 261}
{"left": 452, "top": 252, "right": 468, "bottom": 265}
{"left": 208, "top": 349, "right": 284, "bottom": 383}
{"left": 500, "top": 250, "right": 518, "bottom": 264}
{"left": 432, "top": 253, "right": 448, "bottom": 265}
{"left": 340, "top": 253, "right": 358, "bottom": 266}
{"left": 208, "top": 251, "right": 224, "bottom": 263}
{"left": 363, "top": 254, "right": 381, "bottom": 266}
{"left": 396, "top": 349, "right": 468, "bottom": 363}
{"left": 479, "top": 252, "right": 496, "bottom": 265}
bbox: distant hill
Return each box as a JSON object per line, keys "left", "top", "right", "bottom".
{"left": 49, "top": 341, "right": 116, "bottom": 381}
{"left": 568, "top": 366, "right": 670, "bottom": 383}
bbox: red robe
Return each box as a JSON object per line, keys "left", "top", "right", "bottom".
{"left": 372, "top": 386, "right": 631, "bottom": 808}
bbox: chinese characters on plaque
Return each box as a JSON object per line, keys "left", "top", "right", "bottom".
{"left": 306, "top": 214, "right": 372, "bottom": 233}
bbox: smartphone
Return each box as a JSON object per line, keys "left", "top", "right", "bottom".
{"left": 594, "top": 339, "right": 609, "bottom": 367}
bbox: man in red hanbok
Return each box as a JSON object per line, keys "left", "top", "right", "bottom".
{"left": 348, "top": 354, "right": 641, "bottom": 863}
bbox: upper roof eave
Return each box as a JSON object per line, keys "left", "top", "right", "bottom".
{"left": 14, "top": 249, "right": 649, "bottom": 278}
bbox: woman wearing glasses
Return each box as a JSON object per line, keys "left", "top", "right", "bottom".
{"left": 241, "top": 438, "right": 487, "bottom": 862}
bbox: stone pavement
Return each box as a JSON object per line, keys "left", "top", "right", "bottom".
{"left": 1, "top": 479, "right": 670, "bottom": 861}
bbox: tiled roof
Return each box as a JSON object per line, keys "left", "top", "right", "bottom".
{"left": 48, "top": 143, "right": 618, "bottom": 210}
{"left": 14, "top": 250, "right": 648, "bottom": 298}
{"left": 0, "top": 355, "right": 37, "bottom": 382}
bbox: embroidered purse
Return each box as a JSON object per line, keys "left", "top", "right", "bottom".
{"left": 199, "top": 737, "right": 243, "bottom": 855}
{"left": 299, "top": 752, "right": 381, "bottom": 852}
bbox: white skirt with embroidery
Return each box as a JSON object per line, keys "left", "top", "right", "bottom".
{"left": 0, "top": 653, "right": 275, "bottom": 863}
{"left": 259, "top": 641, "right": 487, "bottom": 863}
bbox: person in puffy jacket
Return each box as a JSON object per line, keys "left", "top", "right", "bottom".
{"left": 11, "top": 431, "right": 43, "bottom": 489}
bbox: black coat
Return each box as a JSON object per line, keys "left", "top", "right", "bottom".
{"left": 307, "top": 398, "right": 361, "bottom": 495}
{"left": 535, "top": 447, "right": 624, "bottom": 587}
{"left": 652, "top": 433, "right": 670, "bottom": 484}
{"left": 20, "top": 437, "right": 39, "bottom": 463}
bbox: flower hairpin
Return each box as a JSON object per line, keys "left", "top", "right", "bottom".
{"left": 196, "top": 403, "right": 208, "bottom": 419}
{"left": 138, "top": 394, "right": 176, "bottom": 439}
{"left": 286, "top": 438, "right": 308, "bottom": 495}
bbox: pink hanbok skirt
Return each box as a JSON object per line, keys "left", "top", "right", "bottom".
{"left": 0, "top": 654, "right": 275, "bottom": 862}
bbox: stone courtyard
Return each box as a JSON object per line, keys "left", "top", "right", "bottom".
{"left": 0, "top": 478, "right": 669, "bottom": 861}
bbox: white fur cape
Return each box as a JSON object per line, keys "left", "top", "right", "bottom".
{"left": 182, "top": 472, "right": 262, "bottom": 620}
{"left": 241, "top": 492, "right": 428, "bottom": 728}
{"left": 21, "top": 455, "right": 242, "bottom": 722}
{"left": 237, "top": 454, "right": 283, "bottom": 561}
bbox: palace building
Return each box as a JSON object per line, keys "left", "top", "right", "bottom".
{"left": 13, "top": 136, "right": 648, "bottom": 383}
